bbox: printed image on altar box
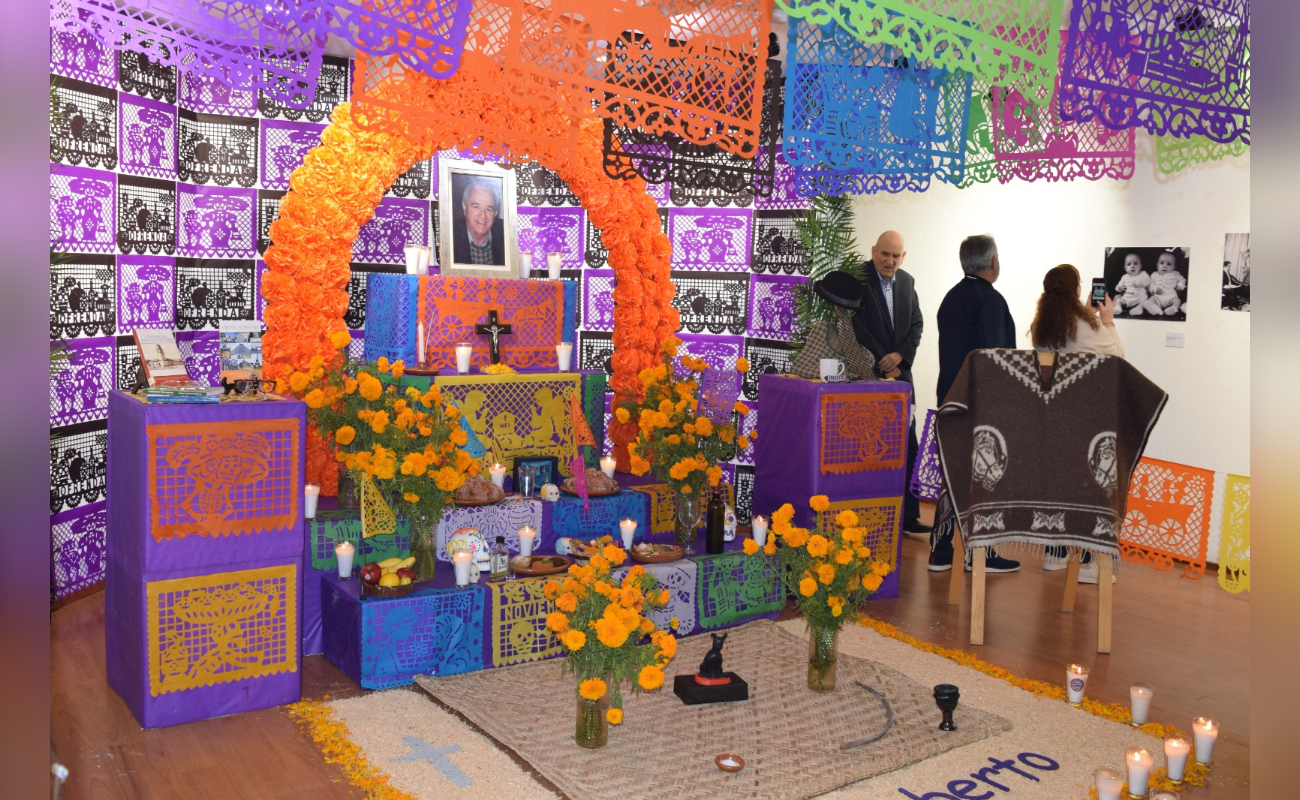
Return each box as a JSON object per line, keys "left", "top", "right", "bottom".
{"left": 1103, "top": 246, "right": 1191, "bottom": 321}
{"left": 438, "top": 158, "right": 517, "bottom": 278}
{"left": 1221, "top": 233, "right": 1249, "bottom": 312}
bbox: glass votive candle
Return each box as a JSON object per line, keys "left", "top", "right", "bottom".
{"left": 452, "top": 549, "right": 472, "bottom": 588}
{"left": 600, "top": 453, "right": 617, "bottom": 478}
{"left": 556, "top": 342, "right": 573, "bottom": 371}
{"left": 488, "top": 462, "right": 506, "bottom": 488}
{"left": 1125, "top": 747, "right": 1153, "bottom": 798}
{"left": 518, "top": 525, "right": 536, "bottom": 557}
{"left": 1192, "top": 717, "right": 1218, "bottom": 764}
{"left": 304, "top": 483, "right": 320, "bottom": 519}
{"left": 619, "top": 517, "right": 637, "bottom": 549}
{"left": 1094, "top": 766, "right": 1124, "bottom": 800}
{"left": 455, "top": 341, "right": 473, "bottom": 374}
{"left": 1163, "top": 733, "right": 1191, "bottom": 783}
{"left": 1066, "top": 663, "right": 1089, "bottom": 705}
{"left": 1130, "top": 683, "right": 1153, "bottom": 726}
{"left": 546, "top": 252, "right": 562, "bottom": 279}
{"left": 751, "top": 515, "right": 769, "bottom": 546}
{"left": 334, "top": 540, "right": 355, "bottom": 579}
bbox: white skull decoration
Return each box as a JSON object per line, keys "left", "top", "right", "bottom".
{"left": 446, "top": 527, "right": 490, "bottom": 572}
{"left": 724, "top": 505, "right": 738, "bottom": 541}
{"left": 540, "top": 483, "right": 560, "bottom": 502}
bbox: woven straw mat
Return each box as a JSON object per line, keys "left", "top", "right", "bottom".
{"left": 414, "top": 619, "right": 1010, "bottom": 799}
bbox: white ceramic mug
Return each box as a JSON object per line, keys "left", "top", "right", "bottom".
{"left": 819, "top": 359, "right": 846, "bottom": 381}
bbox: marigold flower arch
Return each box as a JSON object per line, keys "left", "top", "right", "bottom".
{"left": 263, "top": 61, "right": 678, "bottom": 491}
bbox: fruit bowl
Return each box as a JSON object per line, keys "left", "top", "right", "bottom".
{"left": 362, "top": 579, "right": 419, "bottom": 599}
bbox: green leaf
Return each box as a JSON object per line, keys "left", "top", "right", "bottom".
{"left": 790, "top": 195, "right": 866, "bottom": 356}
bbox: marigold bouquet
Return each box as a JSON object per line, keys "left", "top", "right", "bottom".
{"left": 283, "top": 331, "right": 480, "bottom": 577}
{"left": 616, "top": 336, "right": 753, "bottom": 497}
{"left": 543, "top": 542, "right": 678, "bottom": 736}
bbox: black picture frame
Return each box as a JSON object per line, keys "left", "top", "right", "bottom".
{"left": 513, "top": 456, "right": 559, "bottom": 491}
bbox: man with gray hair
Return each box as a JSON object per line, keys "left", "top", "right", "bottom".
{"left": 930, "top": 234, "right": 1020, "bottom": 573}
{"left": 452, "top": 177, "right": 506, "bottom": 266}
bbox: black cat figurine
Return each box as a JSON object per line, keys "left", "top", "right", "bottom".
{"left": 698, "top": 633, "right": 728, "bottom": 680}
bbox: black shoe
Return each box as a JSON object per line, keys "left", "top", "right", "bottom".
{"left": 904, "top": 520, "right": 933, "bottom": 534}
{"left": 928, "top": 537, "right": 954, "bottom": 572}
{"left": 964, "top": 549, "right": 1021, "bottom": 573}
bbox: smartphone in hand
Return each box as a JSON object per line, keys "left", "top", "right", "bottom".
{"left": 1091, "top": 278, "right": 1107, "bottom": 306}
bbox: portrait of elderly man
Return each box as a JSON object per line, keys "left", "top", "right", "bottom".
{"left": 451, "top": 175, "right": 507, "bottom": 266}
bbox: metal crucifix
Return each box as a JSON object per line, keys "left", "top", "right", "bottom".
{"left": 474, "top": 310, "right": 513, "bottom": 365}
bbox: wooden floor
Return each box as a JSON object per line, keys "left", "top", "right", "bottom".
{"left": 52, "top": 518, "right": 1250, "bottom": 799}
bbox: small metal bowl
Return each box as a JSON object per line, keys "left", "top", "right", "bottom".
{"left": 715, "top": 753, "right": 745, "bottom": 773}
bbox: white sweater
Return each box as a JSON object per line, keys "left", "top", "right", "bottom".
{"left": 1040, "top": 321, "right": 1125, "bottom": 358}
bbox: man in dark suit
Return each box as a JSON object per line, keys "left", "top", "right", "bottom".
{"left": 930, "top": 234, "right": 1020, "bottom": 573}
{"left": 851, "top": 230, "right": 928, "bottom": 535}
{"left": 452, "top": 178, "right": 506, "bottom": 266}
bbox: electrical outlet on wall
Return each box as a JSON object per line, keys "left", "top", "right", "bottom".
{"left": 1166, "top": 333, "right": 1185, "bottom": 348}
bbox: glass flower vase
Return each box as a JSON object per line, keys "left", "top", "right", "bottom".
{"left": 411, "top": 520, "right": 437, "bottom": 583}
{"left": 337, "top": 469, "right": 359, "bottom": 508}
{"left": 807, "top": 621, "right": 840, "bottom": 692}
{"left": 673, "top": 491, "right": 705, "bottom": 554}
{"left": 575, "top": 694, "right": 609, "bottom": 749}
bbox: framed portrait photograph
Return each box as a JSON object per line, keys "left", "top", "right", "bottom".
{"left": 513, "top": 456, "right": 559, "bottom": 491}
{"left": 1221, "top": 233, "right": 1249, "bottom": 312}
{"left": 1103, "top": 246, "right": 1191, "bottom": 322}
{"left": 438, "top": 158, "right": 517, "bottom": 279}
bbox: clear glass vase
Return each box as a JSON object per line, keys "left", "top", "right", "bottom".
{"left": 337, "top": 469, "right": 359, "bottom": 508}
{"left": 807, "top": 622, "right": 840, "bottom": 692}
{"left": 575, "top": 695, "right": 609, "bottom": 749}
{"left": 411, "top": 520, "right": 437, "bottom": 583}
{"left": 673, "top": 491, "right": 705, "bottom": 554}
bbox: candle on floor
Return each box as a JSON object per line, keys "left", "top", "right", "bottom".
{"left": 546, "top": 252, "right": 562, "bottom": 280}
{"left": 751, "top": 515, "right": 768, "bottom": 547}
{"left": 489, "top": 462, "right": 506, "bottom": 489}
{"left": 1192, "top": 717, "right": 1218, "bottom": 764}
{"left": 456, "top": 341, "right": 473, "bottom": 374}
{"left": 334, "top": 540, "right": 355, "bottom": 580}
{"left": 518, "top": 525, "right": 536, "bottom": 557}
{"left": 1066, "top": 663, "right": 1089, "bottom": 705}
{"left": 417, "top": 322, "right": 426, "bottom": 366}
{"left": 1124, "top": 747, "right": 1153, "bottom": 798}
{"left": 600, "top": 454, "right": 617, "bottom": 479}
{"left": 453, "top": 549, "right": 472, "bottom": 588}
{"left": 1129, "top": 683, "right": 1153, "bottom": 726}
{"left": 619, "top": 517, "right": 637, "bottom": 549}
{"left": 1164, "top": 733, "right": 1191, "bottom": 783}
{"left": 1093, "top": 766, "right": 1123, "bottom": 800}
{"left": 304, "top": 483, "right": 320, "bottom": 519}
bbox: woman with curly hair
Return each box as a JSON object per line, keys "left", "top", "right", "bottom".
{"left": 1030, "top": 264, "right": 1124, "bottom": 357}
{"left": 1030, "top": 264, "right": 1123, "bottom": 582}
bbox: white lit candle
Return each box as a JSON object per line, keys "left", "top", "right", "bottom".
{"left": 489, "top": 462, "right": 506, "bottom": 489}
{"left": 546, "top": 252, "right": 562, "bottom": 280}
{"left": 418, "top": 245, "right": 433, "bottom": 275}
{"left": 304, "top": 483, "right": 320, "bottom": 519}
{"left": 518, "top": 525, "right": 536, "bottom": 557}
{"left": 1130, "top": 683, "right": 1153, "bottom": 726}
{"left": 404, "top": 243, "right": 422, "bottom": 275}
{"left": 519, "top": 251, "right": 533, "bottom": 279}
{"left": 556, "top": 342, "right": 573, "bottom": 372}
{"left": 1094, "top": 766, "right": 1123, "bottom": 800}
{"left": 456, "top": 341, "right": 473, "bottom": 374}
{"left": 619, "top": 517, "right": 637, "bottom": 549}
{"left": 1066, "top": 663, "right": 1089, "bottom": 705}
{"left": 1192, "top": 717, "right": 1218, "bottom": 764}
{"left": 1164, "top": 733, "right": 1191, "bottom": 783}
{"left": 334, "top": 540, "right": 355, "bottom": 579}
{"left": 751, "top": 515, "right": 768, "bottom": 547}
{"left": 453, "top": 548, "right": 472, "bottom": 588}
{"left": 417, "top": 322, "right": 426, "bottom": 366}
{"left": 1124, "top": 747, "right": 1153, "bottom": 797}
{"left": 600, "top": 453, "right": 617, "bottom": 478}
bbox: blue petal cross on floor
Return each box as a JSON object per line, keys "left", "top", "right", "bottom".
{"left": 395, "top": 736, "right": 472, "bottom": 787}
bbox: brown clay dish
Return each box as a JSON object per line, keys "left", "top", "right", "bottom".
{"left": 510, "top": 555, "right": 574, "bottom": 577}
{"left": 630, "top": 543, "right": 686, "bottom": 564}
{"left": 715, "top": 754, "right": 745, "bottom": 773}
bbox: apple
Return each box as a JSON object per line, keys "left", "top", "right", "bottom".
{"left": 396, "top": 567, "right": 416, "bottom": 582}
{"left": 361, "top": 562, "right": 382, "bottom": 585}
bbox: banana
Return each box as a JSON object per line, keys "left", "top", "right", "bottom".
{"left": 377, "top": 557, "right": 402, "bottom": 569}
{"left": 398, "top": 556, "right": 416, "bottom": 569}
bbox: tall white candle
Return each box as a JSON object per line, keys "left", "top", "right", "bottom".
{"left": 417, "top": 322, "right": 426, "bottom": 366}
{"left": 600, "top": 454, "right": 616, "bottom": 478}
{"left": 456, "top": 342, "right": 473, "bottom": 374}
{"left": 1164, "top": 734, "right": 1191, "bottom": 782}
{"left": 404, "top": 243, "right": 422, "bottom": 275}
{"left": 619, "top": 517, "right": 637, "bottom": 549}
{"left": 418, "top": 245, "right": 433, "bottom": 274}
{"left": 304, "top": 483, "right": 320, "bottom": 519}
{"left": 334, "top": 540, "right": 355, "bottom": 579}
{"left": 556, "top": 342, "right": 572, "bottom": 372}
{"left": 518, "top": 525, "right": 536, "bottom": 557}
{"left": 1124, "top": 747, "right": 1153, "bottom": 798}
{"left": 1093, "top": 766, "right": 1123, "bottom": 800}
{"left": 1066, "top": 663, "right": 1089, "bottom": 705}
{"left": 1192, "top": 717, "right": 1218, "bottom": 764}
{"left": 519, "top": 251, "right": 533, "bottom": 279}
{"left": 489, "top": 462, "right": 506, "bottom": 489}
{"left": 1129, "top": 683, "right": 1153, "bottom": 726}
{"left": 751, "top": 515, "right": 768, "bottom": 546}
{"left": 453, "top": 549, "right": 472, "bottom": 587}
{"left": 546, "top": 252, "right": 562, "bottom": 280}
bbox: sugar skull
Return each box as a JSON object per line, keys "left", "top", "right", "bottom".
{"left": 541, "top": 483, "right": 560, "bottom": 502}
{"left": 446, "top": 527, "right": 490, "bottom": 571}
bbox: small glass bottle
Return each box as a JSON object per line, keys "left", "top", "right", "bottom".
{"left": 706, "top": 487, "right": 726, "bottom": 555}
{"left": 489, "top": 535, "right": 510, "bottom": 582}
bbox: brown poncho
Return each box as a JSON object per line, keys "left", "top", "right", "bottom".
{"left": 936, "top": 350, "right": 1167, "bottom": 558}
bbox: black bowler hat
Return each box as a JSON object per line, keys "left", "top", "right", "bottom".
{"left": 813, "top": 271, "right": 863, "bottom": 310}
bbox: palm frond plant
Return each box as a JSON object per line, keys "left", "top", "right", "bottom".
{"left": 791, "top": 195, "right": 867, "bottom": 355}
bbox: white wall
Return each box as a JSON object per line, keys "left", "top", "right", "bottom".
{"left": 848, "top": 141, "right": 1250, "bottom": 562}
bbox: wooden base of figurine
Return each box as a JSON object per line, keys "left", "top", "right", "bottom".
{"left": 673, "top": 673, "right": 749, "bottom": 705}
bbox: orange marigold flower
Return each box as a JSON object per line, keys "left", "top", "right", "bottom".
{"left": 595, "top": 617, "right": 630, "bottom": 648}
{"left": 810, "top": 495, "right": 830, "bottom": 513}
{"left": 344, "top": 378, "right": 358, "bottom": 395}
{"left": 615, "top": 407, "right": 631, "bottom": 424}
{"left": 835, "top": 547, "right": 854, "bottom": 565}
{"left": 557, "top": 592, "right": 578, "bottom": 613}
{"left": 806, "top": 534, "right": 830, "bottom": 557}
{"left": 402, "top": 492, "right": 419, "bottom": 503}
{"left": 359, "top": 376, "right": 382, "bottom": 402}
{"left": 606, "top": 708, "right": 623, "bottom": 725}
{"left": 817, "top": 562, "right": 837, "bottom": 584}
{"left": 863, "top": 573, "right": 884, "bottom": 592}
{"left": 872, "top": 561, "right": 892, "bottom": 577}
{"left": 579, "top": 677, "right": 607, "bottom": 701}
{"left": 763, "top": 541, "right": 777, "bottom": 556}
{"left": 289, "top": 372, "right": 311, "bottom": 393}
{"left": 743, "top": 538, "right": 759, "bottom": 555}
{"left": 680, "top": 485, "right": 692, "bottom": 495}
{"left": 799, "top": 576, "right": 818, "bottom": 597}
{"left": 562, "top": 629, "right": 586, "bottom": 651}
{"left": 638, "top": 665, "right": 665, "bottom": 690}
{"left": 390, "top": 361, "right": 405, "bottom": 379}
{"left": 733, "top": 401, "right": 750, "bottom": 415}
{"left": 784, "top": 526, "right": 810, "bottom": 548}
{"left": 369, "top": 411, "right": 390, "bottom": 434}
{"left": 335, "top": 426, "right": 356, "bottom": 446}
{"left": 835, "top": 509, "right": 859, "bottom": 528}
{"left": 329, "top": 330, "right": 352, "bottom": 349}
{"left": 376, "top": 357, "right": 390, "bottom": 373}
{"left": 735, "top": 357, "right": 750, "bottom": 373}
{"left": 602, "top": 544, "right": 627, "bottom": 565}
{"left": 737, "top": 436, "right": 750, "bottom": 449}
{"left": 694, "top": 417, "right": 714, "bottom": 436}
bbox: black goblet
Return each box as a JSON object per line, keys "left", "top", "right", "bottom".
{"left": 934, "top": 684, "right": 960, "bottom": 731}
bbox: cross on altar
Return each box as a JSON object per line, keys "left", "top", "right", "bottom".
{"left": 474, "top": 310, "right": 513, "bottom": 364}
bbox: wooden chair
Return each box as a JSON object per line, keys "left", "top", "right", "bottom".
{"left": 945, "top": 352, "right": 1115, "bottom": 653}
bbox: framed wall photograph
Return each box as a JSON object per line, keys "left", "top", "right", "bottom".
{"left": 513, "top": 455, "right": 559, "bottom": 492}
{"left": 1103, "top": 246, "right": 1191, "bottom": 322}
{"left": 438, "top": 157, "right": 517, "bottom": 279}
